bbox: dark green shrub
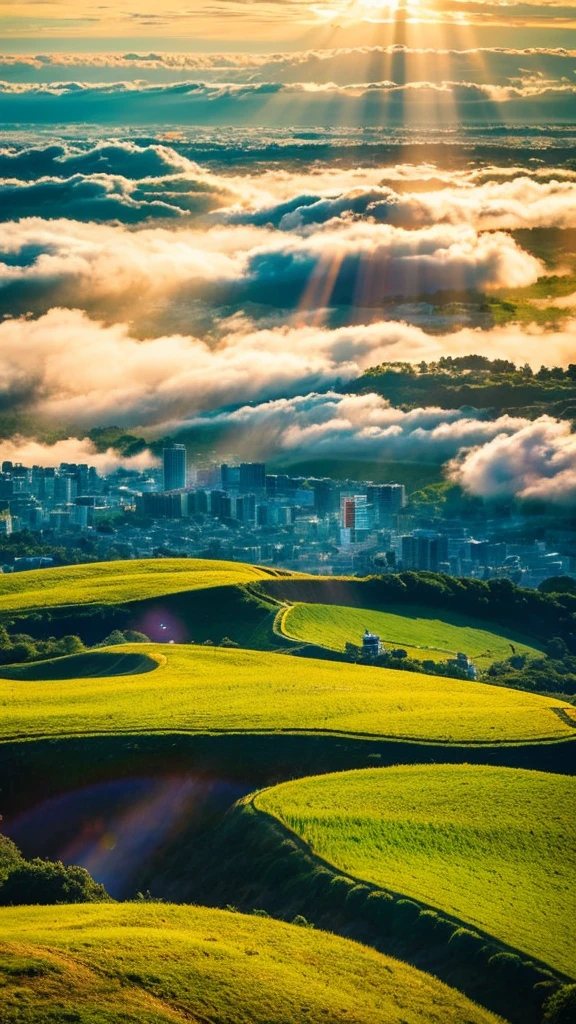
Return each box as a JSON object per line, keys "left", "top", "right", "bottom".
{"left": 392, "top": 899, "right": 421, "bottom": 926}
{"left": 0, "top": 858, "right": 110, "bottom": 905}
{"left": 328, "top": 875, "right": 356, "bottom": 902}
{"left": 345, "top": 884, "right": 372, "bottom": 913}
{"left": 363, "top": 890, "right": 394, "bottom": 928}
{"left": 0, "top": 834, "right": 22, "bottom": 883}
{"left": 543, "top": 985, "right": 576, "bottom": 1023}
{"left": 292, "top": 914, "right": 314, "bottom": 929}
{"left": 413, "top": 909, "right": 441, "bottom": 939}
{"left": 448, "top": 927, "right": 483, "bottom": 959}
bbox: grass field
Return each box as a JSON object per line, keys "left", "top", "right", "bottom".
{"left": 0, "top": 559, "right": 282, "bottom": 613}
{"left": 0, "top": 903, "right": 503, "bottom": 1024}
{"left": 1, "top": 643, "right": 574, "bottom": 745}
{"left": 255, "top": 765, "right": 576, "bottom": 977}
{"left": 282, "top": 603, "right": 542, "bottom": 667}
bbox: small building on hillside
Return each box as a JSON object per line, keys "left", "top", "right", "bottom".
{"left": 362, "top": 630, "right": 383, "bottom": 658}
{"left": 448, "top": 651, "right": 477, "bottom": 680}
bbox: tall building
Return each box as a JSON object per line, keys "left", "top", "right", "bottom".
{"left": 221, "top": 464, "right": 240, "bottom": 490}
{"left": 366, "top": 484, "right": 406, "bottom": 525}
{"left": 312, "top": 478, "right": 336, "bottom": 516}
{"left": 187, "top": 489, "right": 209, "bottom": 516}
{"left": 235, "top": 494, "right": 256, "bottom": 523}
{"left": 163, "top": 444, "right": 187, "bottom": 492}
{"left": 210, "top": 490, "right": 233, "bottom": 519}
{"left": 401, "top": 533, "right": 448, "bottom": 572}
{"left": 340, "top": 494, "right": 372, "bottom": 532}
{"left": 138, "top": 491, "right": 188, "bottom": 518}
{"left": 239, "top": 463, "right": 266, "bottom": 493}
{"left": 340, "top": 494, "right": 373, "bottom": 544}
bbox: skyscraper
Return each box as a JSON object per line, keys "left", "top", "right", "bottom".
{"left": 367, "top": 484, "right": 406, "bottom": 525}
{"left": 340, "top": 494, "right": 373, "bottom": 544}
{"left": 163, "top": 444, "right": 187, "bottom": 491}
{"left": 239, "top": 463, "right": 266, "bottom": 493}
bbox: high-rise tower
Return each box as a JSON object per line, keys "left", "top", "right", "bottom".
{"left": 163, "top": 444, "right": 187, "bottom": 491}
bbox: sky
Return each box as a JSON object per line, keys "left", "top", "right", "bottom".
{"left": 1, "top": 0, "right": 575, "bottom": 49}
{"left": 0, "top": 1, "right": 575, "bottom": 502}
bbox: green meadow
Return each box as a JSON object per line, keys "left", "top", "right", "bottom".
{"left": 0, "top": 559, "right": 281, "bottom": 612}
{"left": 1, "top": 643, "right": 574, "bottom": 745}
{"left": 282, "top": 602, "right": 542, "bottom": 667}
{"left": 255, "top": 765, "right": 576, "bottom": 977}
{"left": 0, "top": 903, "right": 503, "bottom": 1024}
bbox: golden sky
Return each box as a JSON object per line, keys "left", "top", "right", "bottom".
{"left": 1, "top": 0, "right": 575, "bottom": 45}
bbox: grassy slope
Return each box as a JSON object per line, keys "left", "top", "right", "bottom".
{"left": 1, "top": 643, "right": 574, "bottom": 745}
{"left": 256, "top": 765, "right": 576, "bottom": 977}
{"left": 282, "top": 603, "right": 542, "bottom": 667}
{"left": 0, "top": 559, "right": 282, "bottom": 613}
{"left": 0, "top": 904, "right": 503, "bottom": 1024}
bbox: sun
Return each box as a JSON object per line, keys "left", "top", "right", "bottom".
{"left": 344, "top": 0, "right": 411, "bottom": 21}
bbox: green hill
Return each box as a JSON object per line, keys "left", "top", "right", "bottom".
{"left": 1, "top": 643, "right": 574, "bottom": 745}
{"left": 282, "top": 603, "right": 542, "bottom": 667}
{"left": 255, "top": 765, "right": 576, "bottom": 977}
{"left": 0, "top": 903, "right": 503, "bottom": 1024}
{"left": 0, "top": 559, "right": 284, "bottom": 613}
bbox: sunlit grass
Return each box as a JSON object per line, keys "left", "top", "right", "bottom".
{"left": 0, "top": 559, "right": 283, "bottom": 612}
{"left": 256, "top": 765, "right": 576, "bottom": 976}
{"left": 0, "top": 903, "right": 503, "bottom": 1024}
{"left": 1, "top": 643, "right": 574, "bottom": 745}
{"left": 282, "top": 602, "right": 542, "bottom": 667}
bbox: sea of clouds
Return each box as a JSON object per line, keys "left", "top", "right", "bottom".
{"left": 1, "top": 47, "right": 576, "bottom": 503}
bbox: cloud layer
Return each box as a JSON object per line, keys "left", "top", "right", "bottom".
{"left": 0, "top": 436, "right": 157, "bottom": 473}
{"left": 2, "top": 77, "right": 576, "bottom": 125}
{"left": 184, "top": 392, "right": 576, "bottom": 505}
{"left": 0, "top": 217, "right": 544, "bottom": 323}
{"left": 1, "top": 308, "right": 575, "bottom": 432}
{"left": 0, "top": 46, "right": 575, "bottom": 87}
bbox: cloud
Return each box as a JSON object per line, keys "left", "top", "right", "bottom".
{"left": 228, "top": 176, "right": 576, "bottom": 232}
{"left": 447, "top": 417, "right": 576, "bottom": 504}
{"left": 0, "top": 218, "right": 544, "bottom": 320}
{"left": 1, "top": 77, "right": 575, "bottom": 125}
{"left": 1, "top": 307, "right": 574, "bottom": 431}
{"left": 0, "top": 140, "right": 199, "bottom": 180}
{"left": 181, "top": 390, "right": 527, "bottom": 459}
{"left": 0, "top": 436, "right": 158, "bottom": 473}
{"left": 179, "top": 391, "right": 576, "bottom": 504}
{"left": 0, "top": 46, "right": 574, "bottom": 87}
{"left": 0, "top": 173, "right": 233, "bottom": 224}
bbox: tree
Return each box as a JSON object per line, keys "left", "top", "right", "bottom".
{"left": 98, "top": 630, "right": 129, "bottom": 647}
{"left": 57, "top": 635, "right": 85, "bottom": 656}
{"left": 546, "top": 637, "right": 569, "bottom": 661}
{"left": 0, "top": 859, "right": 110, "bottom": 905}
{"left": 539, "top": 576, "right": 576, "bottom": 596}
{"left": 543, "top": 985, "right": 576, "bottom": 1024}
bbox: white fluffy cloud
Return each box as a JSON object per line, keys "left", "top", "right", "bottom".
{"left": 448, "top": 417, "right": 576, "bottom": 504}
{"left": 0, "top": 217, "right": 544, "bottom": 320}
{"left": 1, "top": 308, "right": 574, "bottom": 430}
{"left": 182, "top": 392, "right": 576, "bottom": 504}
{"left": 232, "top": 177, "right": 576, "bottom": 232}
{"left": 0, "top": 436, "right": 157, "bottom": 473}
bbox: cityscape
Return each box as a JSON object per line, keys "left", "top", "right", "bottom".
{"left": 1, "top": 443, "right": 573, "bottom": 587}
{"left": 0, "top": 2, "right": 575, "bottom": 1020}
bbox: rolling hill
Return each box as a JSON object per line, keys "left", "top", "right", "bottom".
{"left": 281, "top": 602, "right": 542, "bottom": 667}
{"left": 0, "top": 903, "right": 504, "bottom": 1024}
{"left": 255, "top": 764, "right": 576, "bottom": 977}
{"left": 0, "top": 559, "right": 284, "bottom": 613}
{"left": 1, "top": 643, "right": 574, "bottom": 745}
